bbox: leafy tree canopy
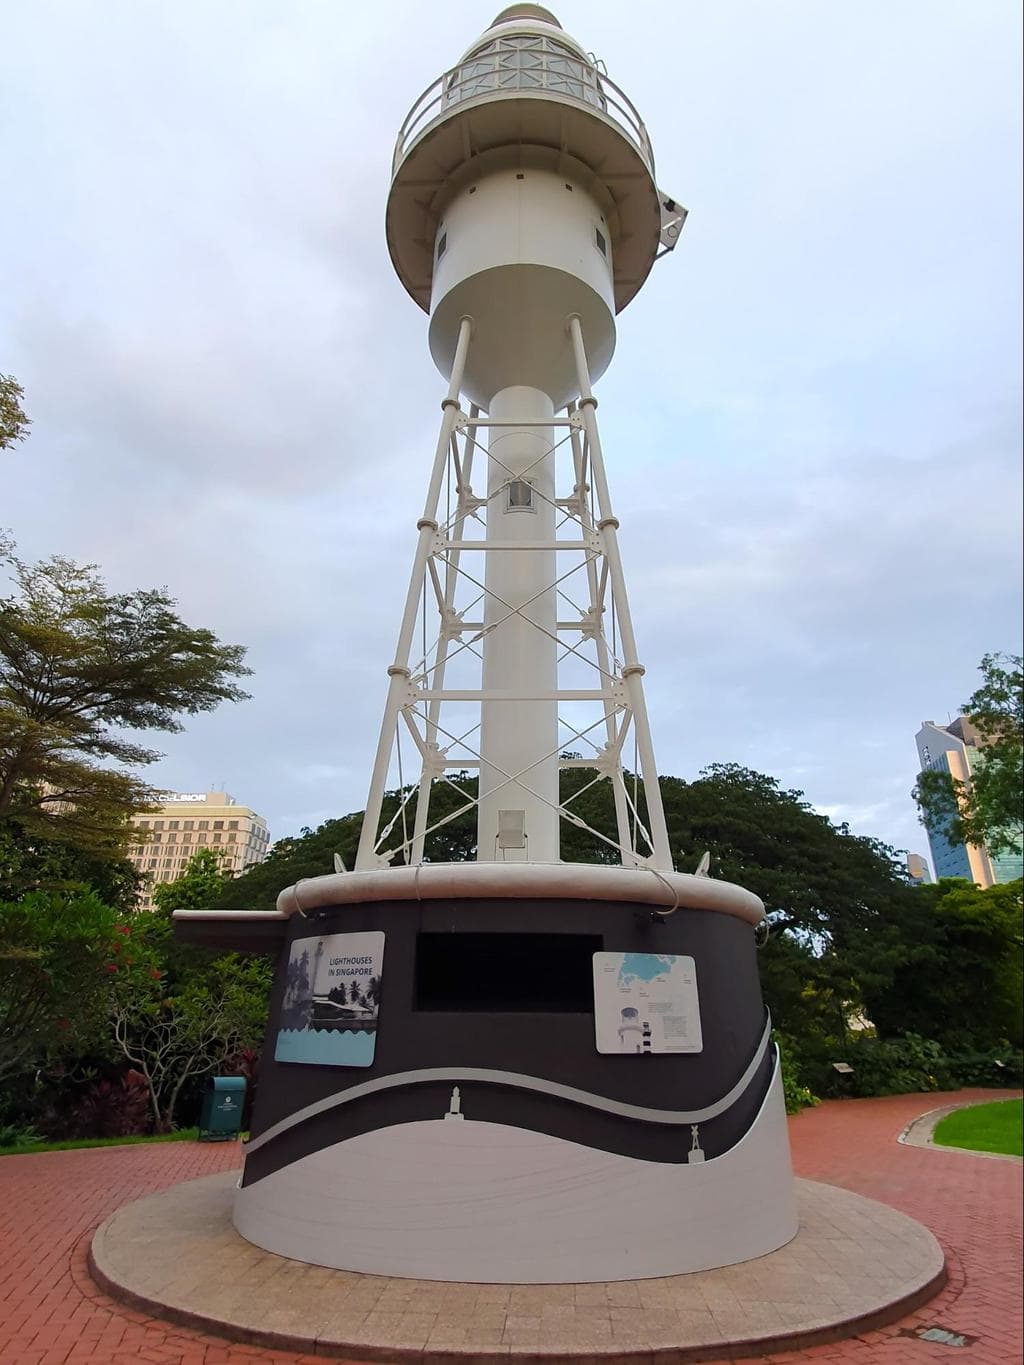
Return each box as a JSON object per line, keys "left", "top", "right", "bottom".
{"left": 914, "top": 652, "right": 1023, "bottom": 857}
{"left": 0, "top": 815, "right": 142, "bottom": 909}
{"left": 0, "top": 539, "right": 251, "bottom": 859}
{"left": 112, "top": 850, "right": 271, "bottom": 1129}
{"left": 0, "top": 374, "right": 30, "bottom": 451}
{"left": 151, "top": 846, "right": 233, "bottom": 917}
{"left": 660, "top": 763, "right": 909, "bottom": 947}
{"left": 0, "top": 887, "right": 119, "bottom": 1081}
{"left": 859, "top": 877, "right": 1023, "bottom": 1050}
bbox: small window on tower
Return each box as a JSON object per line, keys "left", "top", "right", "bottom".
{"left": 506, "top": 480, "right": 535, "bottom": 511}
{"left": 436, "top": 231, "right": 447, "bottom": 261}
{"left": 595, "top": 227, "right": 607, "bottom": 257}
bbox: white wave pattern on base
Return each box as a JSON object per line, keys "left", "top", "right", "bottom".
{"left": 234, "top": 1052, "right": 797, "bottom": 1282}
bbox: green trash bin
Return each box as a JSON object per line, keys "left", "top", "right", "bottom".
{"left": 198, "top": 1076, "right": 246, "bottom": 1141}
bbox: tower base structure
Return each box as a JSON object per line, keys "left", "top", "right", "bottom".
{"left": 176, "top": 864, "right": 798, "bottom": 1283}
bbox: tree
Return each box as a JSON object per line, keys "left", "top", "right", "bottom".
{"left": 659, "top": 763, "right": 910, "bottom": 942}
{"left": 151, "top": 847, "right": 231, "bottom": 917}
{"left": 110, "top": 950, "right": 267, "bottom": 1131}
{"left": 0, "top": 816, "right": 142, "bottom": 909}
{"left": 0, "top": 375, "right": 30, "bottom": 452}
{"left": 914, "top": 653, "right": 1024, "bottom": 857}
{"left": 0, "top": 541, "right": 251, "bottom": 858}
{"left": 860, "top": 878, "right": 1023, "bottom": 1050}
{"left": 654, "top": 763, "right": 915, "bottom": 1050}
{"left": 0, "top": 888, "right": 119, "bottom": 1082}
{"left": 110, "top": 851, "right": 271, "bottom": 1129}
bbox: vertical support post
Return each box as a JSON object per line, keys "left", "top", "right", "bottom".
{"left": 409, "top": 406, "right": 479, "bottom": 863}
{"left": 567, "top": 315, "right": 674, "bottom": 872}
{"left": 356, "top": 318, "right": 473, "bottom": 870}
{"left": 567, "top": 406, "right": 634, "bottom": 862}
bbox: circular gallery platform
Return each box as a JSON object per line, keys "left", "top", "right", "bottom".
{"left": 89, "top": 1171, "right": 945, "bottom": 1362}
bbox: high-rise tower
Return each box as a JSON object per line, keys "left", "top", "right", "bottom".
{"left": 177, "top": 5, "right": 797, "bottom": 1284}
{"left": 915, "top": 719, "right": 1024, "bottom": 885}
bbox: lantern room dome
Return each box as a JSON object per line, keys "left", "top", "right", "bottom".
{"left": 457, "top": 7, "right": 588, "bottom": 65}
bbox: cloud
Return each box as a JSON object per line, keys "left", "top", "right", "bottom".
{"left": 1, "top": 1, "right": 1020, "bottom": 869}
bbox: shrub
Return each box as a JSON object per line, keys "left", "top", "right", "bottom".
{"left": 775, "top": 1034, "right": 820, "bottom": 1113}
{"left": 0, "top": 1120, "right": 40, "bottom": 1147}
{"left": 808, "top": 1034, "right": 1024, "bottom": 1099}
{"left": 68, "top": 1069, "right": 150, "bottom": 1138}
{"left": 945, "top": 1044, "right": 1023, "bottom": 1089}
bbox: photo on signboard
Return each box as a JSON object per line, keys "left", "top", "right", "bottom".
{"left": 275, "top": 930, "right": 385, "bottom": 1067}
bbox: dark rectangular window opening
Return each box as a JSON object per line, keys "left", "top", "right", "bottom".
{"left": 436, "top": 231, "right": 447, "bottom": 261}
{"left": 595, "top": 227, "right": 607, "bottom": 256}
{"left": 415, "top": 933, "right": 601, "bottom": 1013}
{"left": 506, "top": 478, "right": 534, "bottom": 511}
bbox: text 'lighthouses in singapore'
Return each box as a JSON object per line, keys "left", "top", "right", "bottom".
{"left": 179, "top": 4, "right": 798, "bottom": 1283}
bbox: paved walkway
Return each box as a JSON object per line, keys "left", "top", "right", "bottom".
{"left": 0, "top": 1088, "right": 1020, "bottom": 1364}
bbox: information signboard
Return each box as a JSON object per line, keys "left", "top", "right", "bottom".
{"left": 593, "top": 952, "right": 702, "bottom": 1054}
{"left": 275, "top": 931, "right": 384, "bottom": 1067}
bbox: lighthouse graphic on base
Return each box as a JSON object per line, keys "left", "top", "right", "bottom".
{"left": 176, "top": 4, "right": 798, "bottom": 1282}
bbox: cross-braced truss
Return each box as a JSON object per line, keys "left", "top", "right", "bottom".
{"left": 355, "top": 318, "right": 673, "bottom": 873}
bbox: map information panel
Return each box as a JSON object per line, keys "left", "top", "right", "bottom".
{"left": 593, "top": 952, "right": 703, "bottom": 1055}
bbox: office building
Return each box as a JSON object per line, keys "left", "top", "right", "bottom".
{"left": 129, "top": 791, "right": 270, "bottom": 908}
{"left": 905, "top": 853, "right": 933, "bottom": 885}
{"left": 915, "top": 719, "right": 1023, "bottom": 887}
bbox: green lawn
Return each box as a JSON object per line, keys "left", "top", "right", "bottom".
{"left": 0, "top": 1128, "right": 201, "bottom": 1156}
{"left": 932, "top": 1098, "right": 1023, "bottom": 1158}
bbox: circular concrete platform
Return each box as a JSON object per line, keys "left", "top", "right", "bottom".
{"left": 89, "top": 1173, "right": 945, "bottom": 1362}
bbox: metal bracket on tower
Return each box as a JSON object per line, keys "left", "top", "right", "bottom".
{"left": 657, "top": 191, "right": 688, "bottom": 254}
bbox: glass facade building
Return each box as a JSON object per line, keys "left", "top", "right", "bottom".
{"left": 915, "top": 719, "right": 1022, "bottom": 887}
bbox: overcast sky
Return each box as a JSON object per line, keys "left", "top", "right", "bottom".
{"left": 2, "top": 1, "right": 1021, "bottom": 870}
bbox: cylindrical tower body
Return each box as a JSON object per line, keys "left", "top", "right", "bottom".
{"left": 427, "top": 160, "right": 616, "bottom": 409}
{"left": 477, "top": 386, "right": 559, "bottom": 860}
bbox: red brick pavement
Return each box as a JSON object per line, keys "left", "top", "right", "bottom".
{"left": 0, "top": 1088, "right": 1019, "bottom": 1364}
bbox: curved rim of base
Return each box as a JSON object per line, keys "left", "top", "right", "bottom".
{"left": 266, "top": 861, "right": 765, "bottom": 924}
{"left": 88, "top": 1178, "right": 947, "bottom": 1363}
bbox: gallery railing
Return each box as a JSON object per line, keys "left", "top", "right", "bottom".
{"left": 393, "top": 34, "right": 654, "bottom": 177}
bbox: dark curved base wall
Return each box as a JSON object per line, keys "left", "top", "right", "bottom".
{"left": 243, "top": 896, "right": 771, "bottom": 1179}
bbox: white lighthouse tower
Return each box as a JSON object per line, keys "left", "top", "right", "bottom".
{"left": 358, "top": 2, "right": 684, "bottom": 872}
{"left": 178, "top": 4, "right": 797, "bottom": 1284}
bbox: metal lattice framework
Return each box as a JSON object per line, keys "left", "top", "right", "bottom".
{"left": 355, "top": 318, "right": 672, "bottom": 872}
